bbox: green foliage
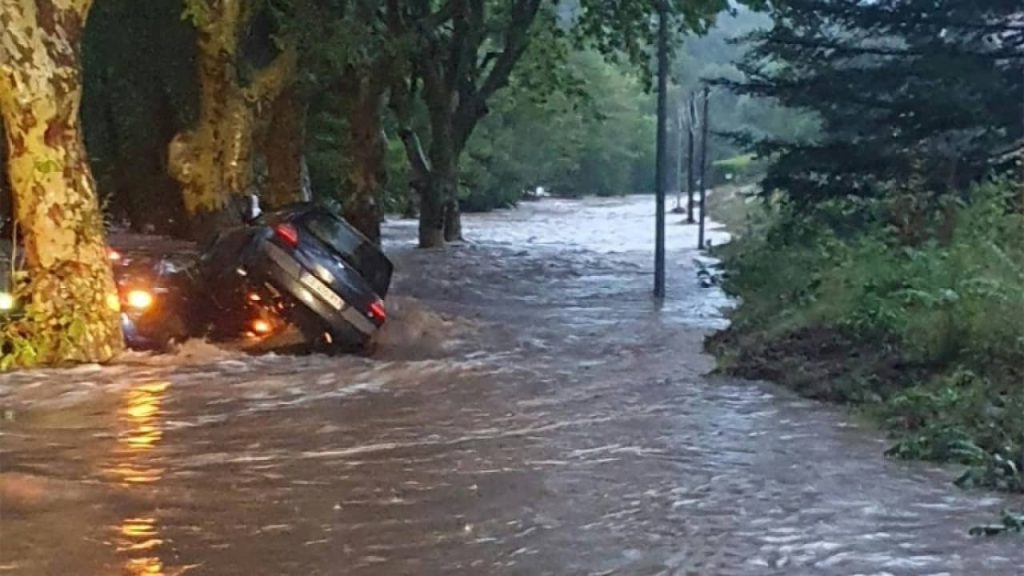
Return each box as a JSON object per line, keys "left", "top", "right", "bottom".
{"left": 574, "top": 0, "right": 736, "bottom": 82}
{"left": 725, "top": 0, "right": 1023, "bottom": 209}
{"left": 671, "top": 8, "right": 817, "bottom": 179}
{"left": 970, "top": 511, "right": 1024, "bottom": 537}
{"left": 883, "top": 369, "right": 1024, "bottom": 493}
{"left": 0, "top": 277, "right": 38, "bottom": 370}
{"left": 712, "top": 153, "right": 765, "bottom": 185}
{"left": 713, "top": 178, "right": 1024, "bottom": 492}
{"left": 458, "top": 49, "right": 657, "bottom": 210}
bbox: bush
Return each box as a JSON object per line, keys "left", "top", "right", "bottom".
{"left": 712, "top": 154, "right": 766, "bottom": 186}
{"left": 711, "top": 178, "right": 1024, "bottom": 492}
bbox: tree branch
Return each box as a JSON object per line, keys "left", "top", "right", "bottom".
{"left": 451, "top": 0, "right": 542, "bottom": 151}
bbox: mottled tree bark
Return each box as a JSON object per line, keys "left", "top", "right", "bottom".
{"left": 261, "top": 85, "right": 308, "bottom": 210}
{"left": 0, "top": 0, "right": 123, "bottom": 364}
{"left": 169, "top": 0, "right": 295, "bottom": 240}
{"left": 341, "top": 73, "right": 386, "bottom": 244}
{"left": 0, "top": 116, "right": 10, "bottom": 235}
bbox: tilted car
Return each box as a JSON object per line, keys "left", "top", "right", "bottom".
{"left": 196, "top": 200, "right": 392, "bottom": 352}
{"left": 1, "top": 200, "right": 392, "bottom": 355}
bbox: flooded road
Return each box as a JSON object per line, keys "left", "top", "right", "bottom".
{"left": 2, "top": 196, "right": 1022, "bottom": 575}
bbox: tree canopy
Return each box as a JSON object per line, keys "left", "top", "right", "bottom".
{"left": 725, "top": 0, "right": 1023, "bottom": 208}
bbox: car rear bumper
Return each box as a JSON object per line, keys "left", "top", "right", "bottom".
{"left": 256, "top": 242, "right": 380, "bottom": 339}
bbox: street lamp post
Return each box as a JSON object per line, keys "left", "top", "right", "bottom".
{"left": 686, "top": 91, "right": 697, "bottom": 224}
{"left": 697, "top": 85, "right": 710, "bottom": 250}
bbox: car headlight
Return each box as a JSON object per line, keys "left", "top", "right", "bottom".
{"left": 126, "top": 289, "right": 154, "bottom": 311}
{"left": 0, "top": 292, "right": 15, "bottom": 312}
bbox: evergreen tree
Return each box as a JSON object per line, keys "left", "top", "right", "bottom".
{"left": 727, "top": 0, "right": 1023, "bottom": 208}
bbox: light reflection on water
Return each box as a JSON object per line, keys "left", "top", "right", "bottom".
{"left": 107, "top": 382, "right": 169, "bottom": 575}
{"left": 105, "top": 382, "right": 167, "bottom": 485}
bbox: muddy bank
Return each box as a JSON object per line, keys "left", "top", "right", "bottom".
{"left": 704, "top": 326, "right": 924, "bottom": 404}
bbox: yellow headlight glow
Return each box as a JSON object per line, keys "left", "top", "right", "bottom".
{"left": 126, "top": 289, "right": 154, "bottom": 311}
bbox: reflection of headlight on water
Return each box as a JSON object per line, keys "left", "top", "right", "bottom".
{"left": 0, "top": 292, "right": 15, "bottom": 311}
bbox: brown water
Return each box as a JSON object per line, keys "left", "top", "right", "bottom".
{"left": 1, "top": 197, "right": 1021, "bottom": 575}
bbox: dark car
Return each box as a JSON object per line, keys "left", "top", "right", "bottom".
{"left": 0, "top": 240, "right": 194, "bottom": 351}
{"left": 198, "top": 201, "right": 392, "bottom": 351}
{"left": 110, "top": 247, "right": 195, "bottom": 350}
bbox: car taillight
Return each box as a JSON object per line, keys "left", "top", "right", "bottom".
{"left": 369, "top": 299, "right": 386, "bottom": 322}
{"left": 274, "top": 223, "right": 299, "bottom": 247}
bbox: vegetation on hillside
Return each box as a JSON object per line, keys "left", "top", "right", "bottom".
{"left": 707, "top": 0, "right": 1024, "bottom": 502}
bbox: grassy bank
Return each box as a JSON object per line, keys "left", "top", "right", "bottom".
{"left": 705, "top": 180, "right": 1024, "bottom": 506}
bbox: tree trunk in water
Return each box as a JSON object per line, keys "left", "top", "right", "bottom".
{"left": 418, "top": 176, "right": 445, "bottom": 248}
{"left": 420, "top": 162, "right": 459, "bottom": 246}
{"left": 443, "top": 198, "right": 462, "bottom": 242}
{"left": 343, "top": 77, "right": 385, "bottom": 244}
{"left": 262, "top": 85, "right": 307, "bottom": 210}
{"left": 418, "top": 96, "right": 458, "bottom": 248}
{"left": 400, "top": 192, "right": 417, "bottom": 219}
{"left": 418, "top": 164, "right": 459, "bottom": 248}
{"left": 0, "top": 0, "right": 123, "bottom": 364}
{"left": 168, "top": 1, "right": 296, "bottom": 241}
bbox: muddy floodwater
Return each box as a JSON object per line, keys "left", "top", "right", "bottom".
{"left": 1, "top": 197, "right": 1022, "bottom": 575}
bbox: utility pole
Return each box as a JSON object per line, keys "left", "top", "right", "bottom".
{"left": 672, "top": 102, "right": 684, "bottom": 213}
{"left": 685, "top": 91, "right": 696, "bottom": 224}
{"left": 697, "top": 85, "right": 710, "bottom": 250}
{"left": 653, "top": 1, "right": 669, "bottom": 298}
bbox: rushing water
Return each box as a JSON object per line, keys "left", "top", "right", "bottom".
{"left": 1, "top": 196, "right": 1021, "bottom": 575}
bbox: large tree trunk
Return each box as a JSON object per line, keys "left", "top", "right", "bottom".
{"left": 413, "top": 136, "right": 460, "bottom": 248}
{"left": 0, "top": 0, "right": 123, "bottom": 364}
{"left": 168, "top": 1, "right": 295, "bottom": 241}
{"left": 418, "top": 174, "right": 445, "bottom": 248}
{"left": 443, "top": 198, "right": 462, "bottom": 242}
{"left": 167, "top": 35, "right": 249, "bottom": 239}
{"left": 342, "top": 75, "right": 386, "bottom": 244}
{"left": 261, "top": 85, "right": 308, "bottom": 210}
{"left": 0, "top": 116, "right": 10, "bottom": 236}
{"left": 416, "top": 84, "right": 458, "bottom": 248}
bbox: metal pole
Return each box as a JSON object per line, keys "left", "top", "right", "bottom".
{"left": 685, "top": 92, "right": 696, "bottom": 224}
{"left": 673, "top": 102, "right": 683, "bottom": 212}
{"left": 697, "top": 85, "right": 710, "bottom": 250}
{"left": 654, "top": 2, "right": 669, "bottom": 298}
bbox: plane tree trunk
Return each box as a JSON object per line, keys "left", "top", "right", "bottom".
{"left": 0, "top": 0, "right": 123, "bottom": 365}
{"left": 169, "top": 0, "right": 295, "bottom": 241}
{"left": 261, "top": 85, "right": 309, "bottom": 210}
{"left": 341, "top": 73, "right": 386, "bottom": 244}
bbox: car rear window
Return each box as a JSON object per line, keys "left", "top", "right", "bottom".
{"left": 301, "top": 211, "right": 393, "bottom": 297}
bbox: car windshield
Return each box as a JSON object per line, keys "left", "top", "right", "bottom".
{"left": 301, "top": 210, "right": 393, "bottom": 297}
